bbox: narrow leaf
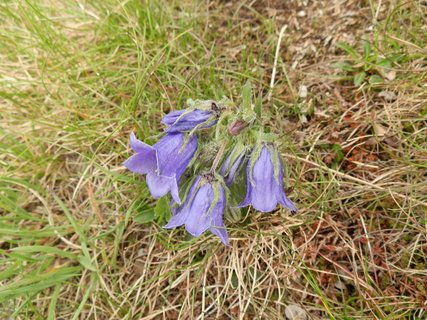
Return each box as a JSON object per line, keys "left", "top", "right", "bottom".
{"left": 242, "top": 81, "right": 252, "bottom": 111}
{"left": 336, "top": 42, "right": 359, "bottom": 59}
{"left": 362, "top": 40, "right": 371, "bottom": 58}
{"left": 78, "top": 255, "right": 97, "bottom": 272}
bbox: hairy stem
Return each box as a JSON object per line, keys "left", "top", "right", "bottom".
{"left": 210, "top": 143, "right": 226, "bottom": 173}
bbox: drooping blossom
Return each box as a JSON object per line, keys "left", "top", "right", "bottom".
{"left": 164, "top": 174, "right": 229, "bottom": 245}
{"left": 162, "top": 108, "right": 217, "bottom": 132}
{"left": 123, "top": 132, "right": 197, "bottom": 204}
{"left": 238, "top": 144, "right": 297, "bottom": 213}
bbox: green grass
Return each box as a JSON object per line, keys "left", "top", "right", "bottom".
{"left": 1, "top": 0, "right": 426, "bottom": 319}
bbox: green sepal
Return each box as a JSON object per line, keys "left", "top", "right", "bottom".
{"left": 266, "top": 144, "right": 281, "bottom": 183}
{"left": 180, "top": 131, "right": 197, "bottom": 153}
{"left": 201, "top": 174, "right": 224, "bottom": 218}
{"left": 186, "top": 98, "right": 214, "bottom": 111}
{"left": 215, "top": 110, "right": 232, "bottom": 141}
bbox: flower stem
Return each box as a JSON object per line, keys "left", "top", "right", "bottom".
{"left": 210, "top": 143, "right": 226, "bottom": 173}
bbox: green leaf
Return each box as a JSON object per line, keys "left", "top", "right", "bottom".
{"left": 78, "top": 255, "right": 97, "bottom": 272}
{"left": 8, "top": 245, "right": 78, "bottom": 261}
{"left": 331, "top": 62, "right": 355, "bottom": 72}
{"left": 332, "top": 144, "right": 344, "bottom": 166}
{"left": 231, "top": 271, "right": 239, "bottom": 289}
{"left": 47, "top": 284, "right": 61, "bottom": 320}
{"left": 242, "top": 81, "right": 252, "bottom": 111}
{"left": 0, "top": 266, "right": 81, "bottom": 300}
{"left": 154, "top": 196, "right": 171, "bottom": 224}
{"left": 240, "top": 81, "right": 256, "bottom": 122}
{"left": 71, "top": 273, "right": 97, "bottom": 320}
{"left": 362, "top": 40, "right": 372, "bottom": 58}
{"left": 353, "top": 71, "right": 366, "bottom": 86}
{"left": 336, "top": 42, "right": 359, "bottom": 59}
{"left": 368, "top": 74, "right": 384, "bottom": 84}
{"left": 376, "top": 58, "right": 392, "bottom": 69}
{"left": 134, "top": 209, "right": 155, "bottom": 224}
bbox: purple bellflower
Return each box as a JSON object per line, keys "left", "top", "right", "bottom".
{"left": 123, "top": 132, "right": 197, "bottom": 204}
{"left": 239, "top": 144, "right": 297, "bottom": 213}
{"left": 164, "top": 174, "right": 229, "bottom": 246}
{"left": 162, "top": 109, "right": 217, "bottom": 132}
{"left": 219, "top": 145, "right": 247, "bottom": 186}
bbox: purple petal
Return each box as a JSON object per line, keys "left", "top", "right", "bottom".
{"left": 154, "top": 133, "right": 198, "bottom": 180}
{"left": 250, "top": 147, "right": 279, "bottom": 212}
{"left": 122, "top": 150, "right": 157, "bottom": 175}
{"left": 277, "top": 192, "right": 298, "bottom": 212}
{"left": 225, "top": 151, "right": 246, "bottom": 185}
{"left": 164, "top": 176, "right": 229, "bottom": 245}
{"left": 130, "top": 132, "right": 153, "bottom": 154}
{"left": 238, "top": 145, "right": 297, "bottom": 213}
{"left": 183, "top": 184, "right": 215, "bottom": 237}
{"left": 161, "top": 110, "right": 185, "bottom": 126}
{"left": 146, "top": 172, "right": 181, "bottom": 204}
{"left": 165, "top": 183, "right": 214, "bottom": 235}
{"left": 164, "top": 207, "right": 189, "bottom": 229}
{"left": 237, "top": 183, "right": 252, "bottom": 208}
{"left": 164, "top": 176, "right": 202, "bottom": 228}
{"left": 162, "top": 109, "right": 215, "bottom": 132}
{"left": 275, "top": 157, "right": 298, "bottom": 212}
{"left": 219, "top": 154, "right": 231, "bottom": 177}
{"left": 210, "top": 225, "right": 229, "bottom": 246}
{"left": 209, "top": 189, "right": 229, "bottom": 245}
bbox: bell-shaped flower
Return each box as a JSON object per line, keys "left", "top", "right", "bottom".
{"left": 164, "top": 174, "right": 229, "bottom": 245}
{"left": 219, "top": 143, "right": 247, "bottom": 186}
{"left": 162, "top": 108, "right": 217, "bottom": 132}
{"left": 238, "top": 144, "right": 297, "bottom": 213}
{"left": 123, "top": 132, "right": 197, "bottom": 204}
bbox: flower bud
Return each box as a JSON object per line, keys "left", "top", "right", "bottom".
{"left": 219, "top": 142, "right": 247, "bottom": 185}
{"left": 228, "top": 119, "right": 248, "bottom": 136}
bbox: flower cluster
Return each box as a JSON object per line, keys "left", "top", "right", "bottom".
{"left": 123, "top": 94, "right": 297, "bottom": 246}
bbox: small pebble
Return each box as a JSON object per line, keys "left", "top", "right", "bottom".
{"left": 297, "top": 10, "right": 306, "bottom": 17}
{"left": 378, "top": 91, "right": 397, "bottom": 101}
{"left": 298, "top": 85, "right": 308, "bottom": 98}
{"left": 285, "top": 304, "right": 307, "bottom": 320}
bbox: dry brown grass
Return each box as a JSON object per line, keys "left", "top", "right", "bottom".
{"left": 1, "top": 0, "right": 426, "bottom": 319}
